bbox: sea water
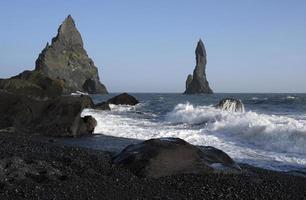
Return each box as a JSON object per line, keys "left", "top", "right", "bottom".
{"left": 80, "top": 93, "right": 306, "bottom": 172}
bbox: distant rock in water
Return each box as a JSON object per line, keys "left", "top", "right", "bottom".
{"left": 216, "top": 98, "right": 245, "bottom": 113}
{"left": 184, "top": 39, "right": 213, "bottom": 94}
{"left": 107, "top": 93, "right": 139, "bottom": 105}
{"left": 35, "top": 15, "right": 108, "bottom": 94}
{"left": 95, "top": 93, "right": 139, "bottom": 110}
{"left": 113, "top": 138, "right": 240, "bottom": 178}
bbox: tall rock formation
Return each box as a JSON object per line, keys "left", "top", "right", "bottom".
{"left": 35, "top": 15, "right": 108, "bottom": 94}
{"left": 184, "top": 39, "right": 213, "bottom": 94}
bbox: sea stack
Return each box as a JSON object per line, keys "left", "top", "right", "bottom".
{"left": 184, "top": 39, "right": 213, "bottom": 94}
{"left": 35, "top": 15, "right": 108, "bottom": 94}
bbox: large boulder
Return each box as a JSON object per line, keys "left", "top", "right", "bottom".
{"left": 113, "top": 138, "right": 240, "bottom": 178}
{"left": 36, "top": 95, "right": 95, "bottom": 137}
{"left": 0, "top": 91, "right": 96, "bottom": 137}
{"left": 0, "top": 70, "right": 63, "bottom": 99}
{"left": 35, "top": 15, "right": 108, "bottom": 94}
{"left": 216, "top": 98, "right": 245, "bottom": 113}
{"left": 184, "top": 39, "right": 213, "bottom": 94}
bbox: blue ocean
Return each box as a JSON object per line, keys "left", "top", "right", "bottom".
{"left": 68, "top": 93, "right": 306, "bottom": 172}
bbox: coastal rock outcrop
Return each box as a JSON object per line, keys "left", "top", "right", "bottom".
{"left": 0, "top": 91, "right": 96, "bottom": 137}
{"left": 35, "top": 15, "right": 108, "bottom": 94}
{"left": 95, "top": 93, "right": 139, "bottom": 110}
{"left": 0, "top": 70, "right": 63, "bottom": 99}
{"left": 107, "top": 93, "right": 139, "bottom": 106}
{"left": 184, "top": 39, "right": 213, "bottom": 94}
{"left": 216, "top": 98, "right": 245, "bottom": 113}
{"left": 113, "top": 138, "right": 240, "bottom": 178}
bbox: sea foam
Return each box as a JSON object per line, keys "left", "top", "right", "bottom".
{"left": 165, "top": 103, "right": 306, "bottom": 154}
{"left": 82, "top": 102, "right": 306, "bottom": 171}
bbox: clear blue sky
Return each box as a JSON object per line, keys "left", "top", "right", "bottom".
{"left": 1, "top": 0, "right": 306, "bottom": 93}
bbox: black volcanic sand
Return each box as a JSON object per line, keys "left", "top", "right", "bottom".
{"left": 0, "top": 132, "right": 306, "bottom": 200}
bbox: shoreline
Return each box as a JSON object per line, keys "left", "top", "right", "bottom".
{"left": 59, "top": 134, "right": 306, "bottom": 176}
{"left": 1, "top": 131, "right": 306, "bottom": 199}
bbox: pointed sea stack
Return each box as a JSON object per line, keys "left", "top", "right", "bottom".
{"left": 184, "top": 39, "right": 213, "bottom": 94}
{"left": 35, "top": 15, "right": 108, "bottom": 94}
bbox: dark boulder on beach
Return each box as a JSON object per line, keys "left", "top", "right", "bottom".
{"left": 113, "top": 138, "right": 240, "bottom": 178}
{"left": 0, "top": 90, "right": 96, "bottom": 137}
{"left": 107, "top": 93, "right": 139, "bottom": 105}
{"left": 35, "top": 15, "right": 108, "bottom": 94}
{"left": 216, "top": 98, "right": 245, "bottom": 112}
{"left": 0, "top": 70, "right": 63, "bottom": 99}
{"left": 184, "top": 39, "right": 213, "bottom": 94}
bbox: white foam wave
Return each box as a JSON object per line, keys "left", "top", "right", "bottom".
{"left": 251, "top": 97, "right": 268, "bottom": 100}
{"left": 81, "top": 103, "right": 306, "bottom": 171}
{"left": 71, "top": 91, "right": 89, "bottom": 96}
{"left": 165, "top": 103, "right": 306, "bottom": 154}
{"left": 218, "top": 99, "right": 245, "bottom": 113}
{"left": 284, "top": 95, "right": 298, "bottom": 100}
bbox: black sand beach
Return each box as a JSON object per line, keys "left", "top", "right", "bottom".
{"left": 1, "top": 131, "right": 306, "bottom": 200}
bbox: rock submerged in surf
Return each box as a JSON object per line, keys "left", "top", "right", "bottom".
{"left": 95, "top": 93, "right": 139, "bottom": 110}
{"left": 216, "top": 98, "right": 245, "bottom": 113}
{"left": 107, "top": 93, "right": 139, "bottom": 105}
{"left": 95, "top": 102, "right": 111, "bottom": 110}
{"left": 112, "top": 138, "right": 240, "bottom": 178}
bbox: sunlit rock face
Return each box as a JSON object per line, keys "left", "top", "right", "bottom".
{"left": 35, "top": 15, "right": 108, "bottom": 94}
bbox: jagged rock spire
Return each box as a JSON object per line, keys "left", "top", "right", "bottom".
{"left": 52, "top": 15, "right": 83, "bottom": 46}
{"left": 35, "top": 15, "right": 108, "bottom": 94}
{"left": 184, "top": 39, "right": 213, "bottom": 94}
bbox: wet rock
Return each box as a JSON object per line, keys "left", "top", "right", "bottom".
{"left": 216, "top": 98, "right": 245, "bottom": 113}
{"left": 77, "top": 116, "right": 97, "bottom": 135}
{"left": 113, "top": 138, "right": 240, "bottom": 178}
{"left": 107, "top": 93, "right": 139, "bottom": 106}
{"left": 95, "top": 102, "right": 111, "bottom": 110}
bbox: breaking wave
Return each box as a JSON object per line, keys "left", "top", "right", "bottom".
{"left": 165, "top": 103, "right": 306, "bottom": 154}
{"left": 82, "top": 99, "right": 306, "bottom": 171}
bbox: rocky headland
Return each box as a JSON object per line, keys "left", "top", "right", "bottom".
{"left": 35, "top": 15, "right": 108, "bottom": 94}
{"left": 0, "top": 15, "right": 108, "bottom": 136}
{"left": 0, "top": 15, "right": 108, "bottom": 97}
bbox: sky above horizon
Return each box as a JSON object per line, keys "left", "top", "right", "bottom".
{"left": 0, "top": 0, "right": 306, "bottom": 93}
